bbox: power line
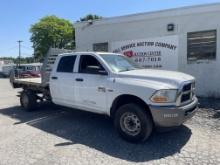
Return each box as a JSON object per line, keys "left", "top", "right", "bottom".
{"left": 21, "top": 45, "right": 33, "bottom": 51}
{"left": 21, "top": 52, "right": 33, "bottom": 57}
{"left": 0, "top": 46, "right": 18, "bottom": 53}
{"left": 0, "top": 45, "right": 33, "bottom": 56}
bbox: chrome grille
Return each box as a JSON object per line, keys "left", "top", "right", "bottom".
{"left": 182, "top": 83, "right": 192, "bottom": 92}
{"left": 180, "top": 82, "right": 195, "bottom": 104}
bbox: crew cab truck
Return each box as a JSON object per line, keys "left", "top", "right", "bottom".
{"left": 10, "top": 50, "right": 198, "bottom": 142}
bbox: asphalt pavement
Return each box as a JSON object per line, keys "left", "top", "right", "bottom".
{"left": 0, "top": 78, "right": 220, "bottom": 165}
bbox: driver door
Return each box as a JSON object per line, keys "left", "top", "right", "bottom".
{"left": 74, "top": 55, "right": 108, "bottom": 113}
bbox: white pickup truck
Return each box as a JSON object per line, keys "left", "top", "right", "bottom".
{"left": 10, "top": 50, "right": 198, "bottom": 142}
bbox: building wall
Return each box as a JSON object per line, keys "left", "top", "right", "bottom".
{"left": 74, "top": 4, "right": 220, "bottom": 97}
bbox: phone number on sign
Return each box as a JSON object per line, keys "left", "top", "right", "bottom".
{"left": 134, "top": 56, "right": 161, "bottom": 63}
{"left": 142, "top": 64, "right": 162, "bottom": 68}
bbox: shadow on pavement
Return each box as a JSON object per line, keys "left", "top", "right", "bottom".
{"left": 213, "top": 111, "right": 220, "bottom": 119}
{"left": 198, "top": 97, "right": 220, "bottom": 110}
{"left": 0, "top": 105, "right": 192, "bottom": 162}
{"left": 198, "top": 98, "right": 220, "bottom": 119}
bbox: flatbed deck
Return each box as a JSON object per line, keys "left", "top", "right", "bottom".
{"left": 11, "top": 77, "right": 47, "bottom": 92}
{"left": 13, "top": 77, "right": 42, "bottom": 86}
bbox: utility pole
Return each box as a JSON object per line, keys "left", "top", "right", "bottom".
{"left": 17, "top": 40, "right": 23, "bottom": 67}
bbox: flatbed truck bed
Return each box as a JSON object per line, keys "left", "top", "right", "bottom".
{"left": 10, "top": 48, "right": 72, "bottom": 104}
{"left": 11, "top": 76, "right": 51, "bottom": 105}
{"left": 13, "top": 77, "right": 42, "bottom": 86}
{"left": 10, "top": 48, "right": 72, "bottom": 90}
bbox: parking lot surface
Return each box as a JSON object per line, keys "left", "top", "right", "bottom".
{"left": 0, "top": 78, "right": 220, "bottom": 165}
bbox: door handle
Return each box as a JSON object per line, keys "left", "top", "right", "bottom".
{"left": 51, "top": 76, "right": 58, "bottom": 80}
{"left": 75, "top": 78, "right": 84, "bottom": 82}
{"left": 98, "top": 86, "right": 106, "bottom": 92}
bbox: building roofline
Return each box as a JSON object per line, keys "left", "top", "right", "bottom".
{"left": 74, "top": 3, "right": 220, "bottom": 27}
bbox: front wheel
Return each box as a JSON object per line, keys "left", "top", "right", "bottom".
{"left": 114, "top": 103, "right": 153, "bottom": 143}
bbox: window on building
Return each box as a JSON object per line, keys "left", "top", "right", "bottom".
{"left": 187, "top": 30, "right": 217, "bottom": 61}
{"left": 93, "top": 42, "right": 108, "bottom": 52}
{"left": 57, "top": 55, "right": 76, "bottom": 73}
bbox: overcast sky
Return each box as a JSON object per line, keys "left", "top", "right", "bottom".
{"left": 0, "top": 0, "right": 219, "bottom": 58}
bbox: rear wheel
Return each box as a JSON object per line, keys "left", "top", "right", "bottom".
{"left": 20, "top": 90, "right": 37, "bottom": 111}
{"left": 114, "top": 103, "right": 153, "bottom": 143}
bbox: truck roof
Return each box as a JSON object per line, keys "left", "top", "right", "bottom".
{"left": 58, "top": 52, "right": 120, "bottom": 56}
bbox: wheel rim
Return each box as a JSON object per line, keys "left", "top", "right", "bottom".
{"left": 22, "top": 94, "right": 29, "bottom": 108}
{"left": 120, "top": 112, "right": 141, "bottom": 136}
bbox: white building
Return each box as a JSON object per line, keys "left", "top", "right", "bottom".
{"left": 74, "top": 3, "right": 220, "bottom": 97}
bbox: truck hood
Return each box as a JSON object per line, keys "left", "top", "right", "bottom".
{"left": 117, "top": 69, "right": 195, "bottom": 89}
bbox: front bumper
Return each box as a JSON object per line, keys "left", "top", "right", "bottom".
{"left": 149, "top": 97, "right": 198, "bottom": 128}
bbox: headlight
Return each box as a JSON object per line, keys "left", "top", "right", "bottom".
{"left": 151, "top": 89, "right": 178, "bottom": 103}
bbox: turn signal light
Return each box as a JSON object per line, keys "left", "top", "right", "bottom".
{"left": 152, "top": 96, "right": 168, "bottom": 103}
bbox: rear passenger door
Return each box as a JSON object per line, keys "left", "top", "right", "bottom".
{"left": 50, "top": 55, "right": 77, "bottom": 106}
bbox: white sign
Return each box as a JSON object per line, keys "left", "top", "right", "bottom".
{"left": 111, "top": 35, "right": 179, "bottom": 71}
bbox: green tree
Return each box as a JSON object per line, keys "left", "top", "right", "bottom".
{"left": 80, "top": 14, "right": 102, "bottom": 21}
{"left": 30, "top": 16, "right": 74, "bottom": 60}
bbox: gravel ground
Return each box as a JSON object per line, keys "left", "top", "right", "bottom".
{"left": 0, "top": 78, "right": 219, "bottom": 165}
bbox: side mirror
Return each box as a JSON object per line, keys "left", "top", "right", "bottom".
{"left": 98, "top": 70, "right": 108, "bottom": 76}
{"left": 86, "top": 65, "right": 108, "bottom": 75}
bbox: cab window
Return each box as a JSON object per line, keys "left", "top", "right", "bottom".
{"left": 79, "top": 55, "right": 106, "bottom": 75}
{"left": 57, "top": 56, "right": 76, "bottom": 73}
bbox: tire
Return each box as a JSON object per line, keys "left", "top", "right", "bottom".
{"left": 114, "top": 103, "right": 153, "bottom": 143}
{"left": 20, "top": 90, "right": 37, "bottom": 111}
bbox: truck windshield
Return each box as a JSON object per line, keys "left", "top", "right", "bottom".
{"left": 99, "top": 54, "right": 142, "bottom": 72}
